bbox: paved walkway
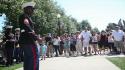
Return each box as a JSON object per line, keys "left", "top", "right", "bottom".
{"left": 16, "top": 55, "right": 121, "bottom": 70}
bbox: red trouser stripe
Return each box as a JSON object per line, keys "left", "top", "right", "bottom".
{"left": 32, "top": 47, "right": 37, "bottom": 70}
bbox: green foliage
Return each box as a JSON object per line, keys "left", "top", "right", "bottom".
{"left": 0, "top": 0, "right": 91, "bottom": 35}
{"left": 107, "top": 57, "right": 125, "bottom": 70}
{"left": 106, "top": 19, "right": 125, "bottom": 31}
{"left": 107, "top": 23, "right": 117, "bottom": 30}
{"left": 92, "top": 27, "right": 100, "bottom": 33}
{"left": 0, "top": 0, "right": 24, "bottom": 29}
{"left": 79, "top": 20, "right": 91, "bottom": 30}
{"left": 0, "top": 63, "right": 23, "bottom": 70}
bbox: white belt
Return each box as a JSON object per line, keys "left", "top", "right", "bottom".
{"left": 21, "top": 29, "right": 25, "bottom": 32}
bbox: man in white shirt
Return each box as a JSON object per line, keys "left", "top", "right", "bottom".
{"left": 80, "top": 27, "right": 92, "bottom": 55}
{"left": 112, "top": 26, "right": 125, "bottom": 54}
{"left": 53, "top": 36, "right": 60, "bottom": 57}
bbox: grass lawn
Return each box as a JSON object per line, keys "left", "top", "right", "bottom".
{"left": 0, "top": 63, "right": 23, "bottom": 70}
{"left": 107, "top": 57, "right": 125, "bottom": 70}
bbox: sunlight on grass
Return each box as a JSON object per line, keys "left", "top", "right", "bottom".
{"left": 107, "top": 57, "right": 125, "bottom": 70}
{"left": 0, "top": 63, "right": 23, "bottom": 70}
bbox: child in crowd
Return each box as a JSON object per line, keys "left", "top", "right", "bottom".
{"left": 40, "top": 37, "right": 47, "bottom": 60}
{"left": 63, "top": 34, "right": 71, "bottom": 57}
{"left": 91, "top": 31, "right": 98, "bottom": 55}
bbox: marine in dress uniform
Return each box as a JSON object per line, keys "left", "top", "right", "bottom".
{"left": 3, "top": 26, "right": 15, "bottom": 66}
{"left": 14, "top": 28, "right": 21, "bottom": 63}
{"left": 19, "top": 2, "right": 39, "bottom": 70}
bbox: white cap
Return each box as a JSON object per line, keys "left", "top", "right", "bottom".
{"left": 115, "top": 26, "right": 120, "bottom": 28}
{"left": 6, "top": 25, "right": 13, "bottom": 29}
{"left": 15, "top": 28, "right": 20, "bottom": 31}
{"left": 22, "top": 2, "right": 36, "bottom": 9}
{"left": 76, "top": 31, "right": 80, "bottom": 33}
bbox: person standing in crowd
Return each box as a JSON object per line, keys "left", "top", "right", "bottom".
{"left": 98, "top": 31, "right": 107, "bottom": 54}
{"left": 63, "top": 34, "right": 71, "bottom": 57}
{"left": 47, "top": 40, "right": 53, "bottom": 58}
{"left": 112, "top": 26, "right": 125, "bottom": 54}
{"left": 80, "top": 27, "right": 92, "bottom": 56}
{"left": 91, "top": 31, "right": 98, "bottom": 55}
{"left": 45, "top": 33, "right": 52, "bottom": 45}
{"left": 19, "top": 2, "right": 40, "bottom": 70}
{"left": 41, "top": 43, "right": 47, "bottom": 60}
{"left": 14, "top": 28, "right": 21, "bottom": 63}
{"left": 70, "top": 33, "right": 77, "bottom": 56}
{"left": 40, "top": 37, "right": 47, "bottom": 60}
{"left": 2, "top": 26, "right": 15, "bottom": 66}
{"left": 76, "top": 31, "right": 83, "bottom": 56}
{"left": 107, "top": 32, "right": 114, "bottom": 53}
{"left": 53, "top": 35, "right": 60, "bottom": 57}
{"left": 123, "top": 30, "right": 125, "bottom": 54}
{"left": 59, "top": 35, "right": 64, "bottom": 55}
{"left": 37, "top": 34, "right": 42, "bottom": 57}
{"left": 45, "top": 33, "right": 53, "bottom": 57}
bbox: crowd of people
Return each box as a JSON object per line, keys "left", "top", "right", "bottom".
{"left": 0, "top": 25, "right": 125, "bottom": 67}
{"left": 37, "top": 26, "right": 125, "bottom": 59}
{"left": 0, "top": 1, "right": 125, "bottom": 70}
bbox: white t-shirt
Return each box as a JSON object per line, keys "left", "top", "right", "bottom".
{"left": 53, "top": 38, "right": 60, "bottom": 45}
{"left": 108, "top": 35, "right": 114, "bottom": 43}
{"left": 80, "top": 31, "right": 92, "bottom": 42}
{"left": 112, "top": 30, "right": 124, "bottom": 41}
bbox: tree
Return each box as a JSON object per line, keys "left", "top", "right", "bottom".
{"left": 107, "top": 23, "right": 117, "bottom": 30}
{"left": 92, "top": 27, "right": 99, "bottom": 33}
{"left": 123, "top": 20, "right": 125, "bottom": 27}
{"left": 32, "top": 0, "right": 67, "bottom": 35}
{"left": 0, "top": 0, "right": 26, "bottom": 29}
{"left": 0, "top": 0, "right": 79, "bottom": 35}
{"left": 80, "top": 20, "right": 91, "bottom": 30}
{"left": 118, "top": 19, "right": 123, "bottom": 30}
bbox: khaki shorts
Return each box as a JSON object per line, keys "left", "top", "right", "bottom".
{"left": 114, "top": 41, "right": 124, "bottom": 52}
{"left": 76, "top": 41, "right": 83, "bottom": 52}
{"left": 83, "top": 41, "right": 89, "bottom": 48}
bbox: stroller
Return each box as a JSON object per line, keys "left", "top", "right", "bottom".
{"left": 0, "top": 43, "right": 6, "bottom": 65}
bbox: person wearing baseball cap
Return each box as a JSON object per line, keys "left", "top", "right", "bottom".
{"left": 19, "top": 2, "right": 39, "bottom": 70}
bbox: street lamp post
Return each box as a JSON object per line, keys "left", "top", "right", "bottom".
{"left": 57, "top": 14, "right": 61, "bottom": 36}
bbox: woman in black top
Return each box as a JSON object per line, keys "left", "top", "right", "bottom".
{"left": 98, "top": 31, "right": 107, "bottom": 54}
